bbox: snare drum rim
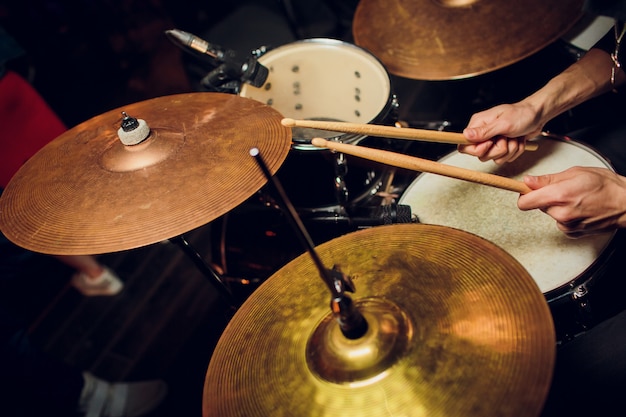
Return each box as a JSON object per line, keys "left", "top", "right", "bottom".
{"left": 241, "top": 38, "right": 399, "bottom": 151}
{"left": 540, "top": 134, "right": 618, "bottom": 301}
{"left": 400, "top": 134, "right": 617, "bottom": 301}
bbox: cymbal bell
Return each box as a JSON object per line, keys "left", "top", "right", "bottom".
{"left": 203, "top": 224, "right": 556, "bottom": 417}
{"left": 353, "top": 0, "right": 585, "bottom": 80}
{"left": 0, "top": 92, "right": 292, "bottom": 255}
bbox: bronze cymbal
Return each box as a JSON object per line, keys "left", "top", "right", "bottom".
{"left": 203, "top": 224, "right": 556, "bottom": 417}
{"left": 353, "top": 0, "right": 585, "bottom": 80}
{"left": 0, "top": 93, "right": 291, "bottom": 255}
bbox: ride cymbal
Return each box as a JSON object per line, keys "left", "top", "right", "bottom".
{"left": 0, "top": 92, "right": 291, "bottom": 255}
{"left": 203, "top": 223, "right": 556, "bottom": 417}
{"left": 353, "top": 0, "right": 585, "bottom": 80}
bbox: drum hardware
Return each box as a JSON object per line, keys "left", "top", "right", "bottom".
{"left": 282, "top": 117, "right": 540, "bottom": 151}
{"left": 571, "top": 284, "right": 592, "bottom": 329}
{"left": 203, "top": 223, "right": 556, "bottom": 417}
{"left": 166, "top": 28, "right": 269, "bottom": 93}
{"left": 352, "top": 0, "right": 585, "bottom": 80}
{"left": 307, "top": 203, "right": 414, "bottom": 227}
{"left": 311, "top": 137, "right": 533, "bottom": 194}
{"left": 170, "top": 235, "right": 237, "bottom": 307}
{"left": 332, "top": 150, "right": 349, "bottom": 211}
{"left": 250, "top": 147, "right": 367, "bottom": 338}
{"left": 405, "top": 119, "right": 452, "bottom": 131}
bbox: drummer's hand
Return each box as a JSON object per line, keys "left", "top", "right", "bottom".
{"left": 459, "top": 103, "right": 542, "bottom": 164}
{"left": 517, "top": 167, "right": 626, "bottom": 238}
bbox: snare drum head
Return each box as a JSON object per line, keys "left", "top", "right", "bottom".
{"left": 240, "top": 39, "right": 391, "bottom": 136}
{"left": 399, "top": 138, "right": 614, "bottom": 294}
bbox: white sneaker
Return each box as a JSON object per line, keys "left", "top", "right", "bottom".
{"left": 79, "top": 372, "right": 168, "bottom": 417}
{"left": 71, "top": 267, "right": 124, "bottom": 296}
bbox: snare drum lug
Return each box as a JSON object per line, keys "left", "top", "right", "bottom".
{"left": 391, "top": 94, "right": 400, "bottom": 110}
{"left": 570, "top": 283, "right": 594, "bottom": 332}
{"left": 571, "top": 284, "right": 588, "bottom": 300}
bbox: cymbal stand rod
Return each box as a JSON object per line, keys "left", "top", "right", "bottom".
{"left": 170, "top": 235, "right": 237, "bottom": 307}
{"left": 250, "top": 148, "right": 368, "bottom": 339}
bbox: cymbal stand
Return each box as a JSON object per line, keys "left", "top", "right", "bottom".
{"left": 169, "top": 235, "right": 238, "bottom": 308}
{"left": 250, "top": 148, "right": 368, "bottom": 339}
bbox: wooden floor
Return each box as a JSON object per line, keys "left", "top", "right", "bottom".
{"left": 21, "top": 222, "right": 227, "bottom": 416}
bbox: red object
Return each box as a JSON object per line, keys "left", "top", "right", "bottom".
{"left": 0, "top": 70, "right": 67, "bottom": 188}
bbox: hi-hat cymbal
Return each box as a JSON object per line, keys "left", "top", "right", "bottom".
{"left": 353, "top": 0, "right": 585, "bottom": 80}
{"left": 203, "top": 224, "right": 556, "bottom": 417}
{"left": 0, "top": 92, "right": 291, "bottom": 255}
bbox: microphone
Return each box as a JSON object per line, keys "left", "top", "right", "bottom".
{"left": 165, "top": 29, "right": 269, "bottom": 89}
{"left": 309, "top": 204, "right": 415, "bottom": 227}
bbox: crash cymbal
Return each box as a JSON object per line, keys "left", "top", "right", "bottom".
{"left": 353, "top": 0, "right": 585, "bottom": 80}
{"left": 0, "top": 92, "right": 291, "bottom": 255}
{"left": 203, "top": 224, "right": 556, "bottom": 417}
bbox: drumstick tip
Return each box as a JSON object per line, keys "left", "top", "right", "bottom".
{"left": 281, "top": 118, "right": 295, "bottom": 127}
{"left": 311, "top": 138, "right": 327, "bottom": 147}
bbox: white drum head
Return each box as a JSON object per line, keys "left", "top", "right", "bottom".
{"left": 240, "top": 39, "right": 391, "bottom": 125}
{"left": 399, "top": 138, "right": 615, "bottom": 295}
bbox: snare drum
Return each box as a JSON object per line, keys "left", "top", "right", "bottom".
{"left": 240, "top": 38, "right": 399, "bottom": 213}
{"left": 399, "top": 136, "right": 617, "bottom": 341}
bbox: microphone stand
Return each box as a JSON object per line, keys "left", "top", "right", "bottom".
{"left": 250, "top": 148, "right": 368, "bottom": 339}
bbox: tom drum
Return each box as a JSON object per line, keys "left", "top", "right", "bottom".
{"left": 240, "top": 38, "right": 399, "bottom": 214}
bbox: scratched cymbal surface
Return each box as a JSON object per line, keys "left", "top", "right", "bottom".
{"left": 353, "top": 0, "right": 585, "bottom": 80}
{"left": 203, "top": 224, "right": 556, "bottom": 417}
{"left": 0, "top": 92, "right": 291, "bottom": 255}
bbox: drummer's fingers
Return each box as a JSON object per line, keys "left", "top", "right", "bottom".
{"left": 522, "top": 173, "right": 556, "bottom": 190}
{"left": 555, "top": 219, "right": 612, "bottom": 239}
{"left": 464, "top": 113, "right": 512, "bottom": 142}
{"left": 458, "top": 140, "right": 494, "bottom": 158}
{"left": 556, "top": 222, "right": 585, "bottom": 239}
{"left": 517, "top": 175, "right": 559, "bottom": 211}
{"left": 463, "top": 125, "right": 491, "bottom": 142}
{"left": 542, "top": 202, "right": 609, "bottom": 238}
{"left": 483, "top": 136, "right": 518, "bottom": 163}
{"left": 493, "top": 137, "right": 525, "bottom": 164}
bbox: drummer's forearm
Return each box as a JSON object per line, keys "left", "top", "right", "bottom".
{"left": 521, "top": 49, "right": 623, "bottom": 126}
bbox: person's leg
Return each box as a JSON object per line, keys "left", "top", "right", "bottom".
{"left": 57, "top": 255, "right": 106, "bottom": 278}
{"left": 56, "top": 255, "right": 124, "bottom": 296}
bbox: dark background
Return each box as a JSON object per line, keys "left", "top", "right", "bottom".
{"left": 2, "top": 2, "right": 626, "bottom": 416}
{"left": 2, "top": 0, "right": 618, "bottom": 132}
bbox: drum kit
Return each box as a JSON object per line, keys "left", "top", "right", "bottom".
{"left": 2, "top": 0, "right": 615, "bottom": 415}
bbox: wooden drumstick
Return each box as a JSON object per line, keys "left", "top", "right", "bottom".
{"left": 282, "top": 118, "right": 539, "bottom": 151}
{"left": 310, "top": 138, "right": 532, "bottom": 194}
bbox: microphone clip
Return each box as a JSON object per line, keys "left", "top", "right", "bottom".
{"left": 200, "top": 53, "right": 269, "bottom": 93}
{"left": 165, "top": 28, "right": 269, "bottom": 93}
